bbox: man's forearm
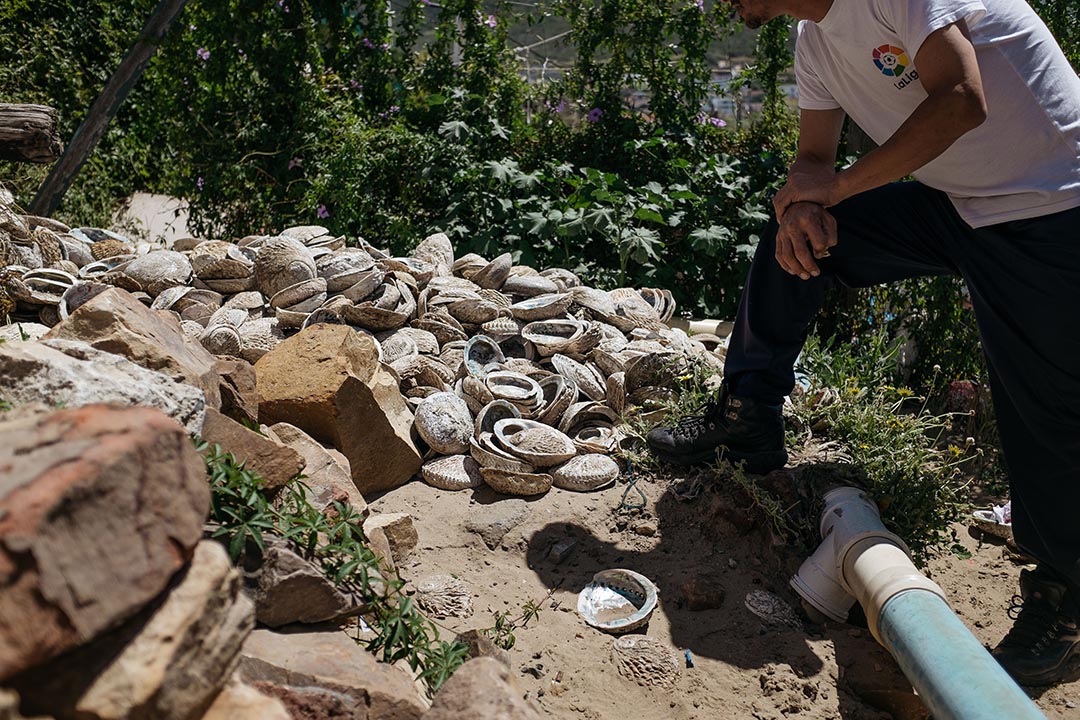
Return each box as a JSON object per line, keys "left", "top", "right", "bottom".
{"left": 788, "top": 154, "right": 835, "bottom": 180}
{"left": 833, "top": 83, "right": 986, "bottom": 204}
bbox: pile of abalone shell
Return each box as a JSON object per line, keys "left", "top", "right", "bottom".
{"left": 1, "top": 203, "right": 727, "bottom": 497}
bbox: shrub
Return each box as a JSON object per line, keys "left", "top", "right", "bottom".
{"left": 791, "top": 331, "right": 973, "bottom": 565}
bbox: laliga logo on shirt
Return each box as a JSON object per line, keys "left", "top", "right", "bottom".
{"left": 872, "top": 44, "right": 919, "bottom": 89}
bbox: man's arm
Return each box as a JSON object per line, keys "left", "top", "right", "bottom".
{"left": 775, "top": 108, "right": 844, "bottom": 279}
{"left": 774, "top": 19, "right": 987, "bottom": 217}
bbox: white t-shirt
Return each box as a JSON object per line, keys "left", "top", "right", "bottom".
{"left": 795, "top": 0, "right": 1080, "bottom": 227}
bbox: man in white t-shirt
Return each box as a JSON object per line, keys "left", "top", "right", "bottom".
{"left": 647, "top": 0, "right": 1080, "bottom": 685}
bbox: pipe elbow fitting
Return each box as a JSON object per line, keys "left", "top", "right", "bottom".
{"left": 791, "top": 487, "right": 946, "bottom": 642}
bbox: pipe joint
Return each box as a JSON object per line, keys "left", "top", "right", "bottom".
{"left": 790, "top": 487, "right": 946, "bottom": 639}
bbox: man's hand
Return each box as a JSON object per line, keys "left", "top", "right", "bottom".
{"left": 775, "top": 202, "right": 838, "bottom": 279}
{"left": 773, "top": 170, "right": 842, "bottom": 222}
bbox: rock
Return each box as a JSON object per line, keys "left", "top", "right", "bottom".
{"left": 266, "top": 422, "right": 366, "bottom": 514}
{"left": 366, "top": 524, "right": 398, "bottom": 575}
{"left": 0, "top": 339, "right": 206, "bottom": 434}
{"left": 465, "top": 499, "right": 530, "bottom": 550}
{"left": 947, "top": 379, "right": 979, "bottom": 414}
{"left": 201, "top": 680, "right": 290, "bottom": 720}
{"left": 0, "top": 405, "right": 208, "bottom": 681}
{"left": 424, "top": 658, "right": 543, "bottom": 720}
{"left": 255, "top": 325, "right": 422, "bottom": 495}
{"left": 0, "top": 689, "right": 51, "bottom": 720}
{"left": 45, "top": 287, "right": 223, "bottom": 407}
{"left": 14, "top": 541, "right": 255, "bottom": 720}
{"left": 679, "top": 572, "right": 727, "bottom": 611}
{"left": 547, "top": 538, "right": 577, "bottom": 564}
{"left": 455, "top": 629, "right": 512, "bottom": 669}
{"left": 249, "top": 682, "right": 355, "bottom": 720}
{"left": 213, "top": 357, "right": 259, "bottom": 425}
{"left": 0, "top": 322, "right": 49, "bottom": 343}
{"left": 200, "top": 408, "right": 304, "bottom": 490}
{"left": 239, "top": 627, "right": 426, "bottom": 720}
{"left": 326, "top": 447, "right": 351, "bottom": 475}
{"left": 632, "top": 519, "right": 658, "bottom": 536}
{"left": 243, "top": 538, "right": 361, "bottom": 628}
{"left": 363, "top": 513, "right": 418, "bottom": 564}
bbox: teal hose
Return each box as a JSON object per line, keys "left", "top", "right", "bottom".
{"left": 878, "top": 590, "right": 1046, "bottom": 720}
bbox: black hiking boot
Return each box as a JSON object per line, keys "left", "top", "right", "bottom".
{"left": 645, "top": 386, "right": 787, "bottom": 474}
{"left": 992, "top": 567, "right": 1080, "bottom": 686}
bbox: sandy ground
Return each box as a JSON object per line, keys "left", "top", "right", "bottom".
{"left": 369, "top": 464, "right": 1080, "bottom": 720}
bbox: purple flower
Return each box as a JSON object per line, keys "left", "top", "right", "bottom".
{"left": 381, "top": 42, "right": 391, "bottom": 50}
{"left": 196, "top": 47, "right": 210, "bottom": 61}
{"left": 288, "top": 157, "right": 303, "bottom": 170}
{"left": 694, "top": 0, "right": 704, "bottom": 10}
{"left": 362, "top": 37, "right": 375, "bottom": 49}
{"left": 697, "top": 112, "right": 727, "bottom": 128}
{"left": 196, "top": 177, "right": 204, "bottom": 191}
{"left": 586, "top": 107, "right": 603, "bottom": 122}
{"left": 485, "top": 14, "right": 497, "bottom": 28}
{"left": 316, "top": 204, "right": 330, "bottom": 219}
{"left": 189, "top": 24, "right": 197, "bottom": 31}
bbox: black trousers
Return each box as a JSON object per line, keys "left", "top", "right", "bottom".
{"left": 724, "top": 181, "right": 1080, "bottom": 591}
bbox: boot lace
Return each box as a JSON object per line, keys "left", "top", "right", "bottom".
{"left": 1002, "top": 594, "right": 1062, "bottom": 654}
{"left": 671, "top": 400, "right": 722, "bottom": 440}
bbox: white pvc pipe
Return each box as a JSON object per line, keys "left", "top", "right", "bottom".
{"left": 791, "top": 487, "right": 1046, "bottom": 720}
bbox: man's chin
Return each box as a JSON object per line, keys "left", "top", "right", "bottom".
{"left": 735, "top": 9, "right": 765, "bottom": 29}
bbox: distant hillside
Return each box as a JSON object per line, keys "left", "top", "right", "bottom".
{"left": 402, "top": 2, "right": 766, "bottom": 78}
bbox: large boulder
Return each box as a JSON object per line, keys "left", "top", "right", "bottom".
{"left": 14, "top": 541, "right": 255, "bottom": 720}
{"left": 254, "top": 325, "right": 422, "bottom": 495}
{"left": 239, "top": 627, "right": 426, "bottom": 720}
{"left": 265, "top": 422, "right": 367, "bottom": 514}
{"left": 0, "top": 405, "right": 209, "bottom": 681}
{"left": 424, "top": 658, "right": 543, "bottom": 720}
{"left": 200, "top": 408, "right": 304, "bottom": 490}
{"left": 45, "top": 287, "right": 222, "bottom": 407}
{"left": 0, "top": 339, "right": 206, "bottom": 434}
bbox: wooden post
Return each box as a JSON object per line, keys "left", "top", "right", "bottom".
{"left": 0, "top": 104, "right": 62, "bottom": 164}
{"left": 30, "top": 0, "right": 191, "bottom": 217}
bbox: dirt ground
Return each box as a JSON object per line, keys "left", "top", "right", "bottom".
{"left": 369, "top": 461, "right": 1080, "bottom": 720}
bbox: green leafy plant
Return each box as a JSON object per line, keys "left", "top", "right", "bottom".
{"left": 485, "top": 595, "right": 547, "bottom": 650}
{"left": 198, "top": 440, "right": 469, "bottom": 693}
{"left": 791, "top": 332, "right": 974, "bottom": 565}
